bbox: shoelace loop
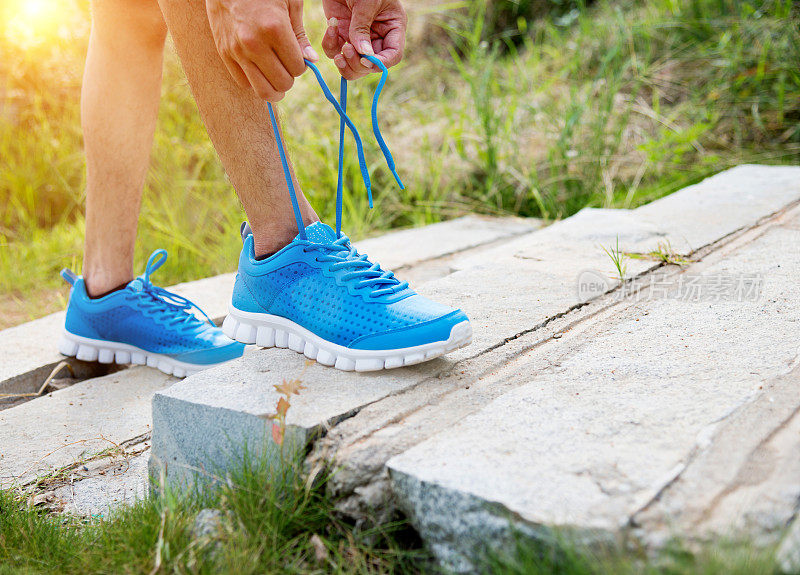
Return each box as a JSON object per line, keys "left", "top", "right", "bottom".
{"left": 127, "top": 250, "right": 214, "bottom": 330}
{"left": 301, "top": 234, "right": 409, "bottom": 298}
{"left": 266, "top": 55, "right": 404, "bottom": 241}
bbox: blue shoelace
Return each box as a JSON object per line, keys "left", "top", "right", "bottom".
{"left": 302, "top": 234, "right": 409, "bottom": 296}
{"left": 267, "top": 54, "right": 404, "bottom": 238}
{"left": 127, "top": 250, "right": 215, "bottom": 330}
{"left": 267, "top": 54, "right": 407, "bottom": 297}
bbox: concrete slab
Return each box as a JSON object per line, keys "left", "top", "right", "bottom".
{"left": 149, "top": 211, "right": 650, "bottom": 487}
{"left": 387, "top": 208, "right": 800, "bottom": 571}
{"left": 0, "top": 367, "right": 175, "bottom": 487}
{"left": 357, "top": 215, "right": 542, "bottom": 271}
{"left": 152, "top": 165, "right": 800, "bottom": 492}
{"left": 633, "top": 164, "right": 800, "bottom": 254}
{"left": 633, "top": 363, "right": 800, "bottom": 546}
{"left": 150, "top": 348, "right": 451, "bottom": 487}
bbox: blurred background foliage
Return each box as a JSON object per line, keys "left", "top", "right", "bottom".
{"left": 0, "top": 0, "right": 798, "bottom": 326}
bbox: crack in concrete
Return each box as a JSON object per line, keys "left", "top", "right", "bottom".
{"left": 399, "top": 199, "right": 800, "bottom": 418}
{"left": 23, "top": 432, "right": 152, "bottom": 493}
{"left": 451, "top": 193, "right": 800, "bottom": 366}
{"left": 693, "top": 389, "right": 800, "bottom": 529}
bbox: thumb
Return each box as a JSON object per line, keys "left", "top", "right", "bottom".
{"left": 289, "top": 0, "right": 319, "bottom": 62}
{"left": 349, "top": 0, "right": 379, "bottom": 56}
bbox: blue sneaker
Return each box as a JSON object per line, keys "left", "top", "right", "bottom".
{"left": 59, "top": 250, "right": 245, "bottom": 378}
{"left": 223, "top": 222, "right": 471, "bottom": 371}
{"left": 224, "top": 58, "right": 471, "bottom": 370}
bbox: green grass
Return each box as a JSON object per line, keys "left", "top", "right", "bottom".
{"left": 0, "top": 452, "right": 788, "bottom": 574}
{"left": 1, "top": 0, "right": 798, "bottom": 325}
{"left": 0, "top": 453, "right": 427, "bottom": 574}
{"left": 484, "top": 533, "right": 782, "bottom": 575}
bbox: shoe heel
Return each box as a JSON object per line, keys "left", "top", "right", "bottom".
{"left": 58, "top": 334, "right": 79, "bottom": 357}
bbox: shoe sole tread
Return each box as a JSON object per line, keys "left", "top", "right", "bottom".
{"left": 222, "top": 307, "right": 472, "bottom": 372}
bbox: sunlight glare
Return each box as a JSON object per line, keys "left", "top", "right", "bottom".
{"left": 4, "top": 0, "right": 65, "bottom": 48}
{"left": 22, "top": 0, "right": 50, "bottom": 20}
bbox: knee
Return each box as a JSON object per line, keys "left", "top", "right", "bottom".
{"left": 92, "top": 0, "right": 168, "bottom": 53}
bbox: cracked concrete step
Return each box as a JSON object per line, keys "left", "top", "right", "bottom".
{"left": 149, "top": 214, "right": 655, "bottom": 487}
{"left": 386, "top": 202, "right": 800, "bottom": 572}
{"left": 427, "top": 165, "right": 800, "bottom": 355}
{"left": 312, "top": 164, "right": 800, "bottom": 507}
{"left": 0, "top": 367, "right": 175, "bottom": 487}
{"left": 0, "top": 216, "right": 537, "bottom": 503}
{"left": 149, "top": 165, "right": 800, "bottom": 493}
{"left": 1, "top": 215, "right": 536, "bottom": 405}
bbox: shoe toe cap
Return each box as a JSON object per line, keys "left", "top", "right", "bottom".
{"left": 349, "top": 308, "right": 470, "bottom": 351}
{"left": 173, "top": 331, "right": 245, "bottom": 366}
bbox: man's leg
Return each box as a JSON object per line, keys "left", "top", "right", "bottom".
{"left": 81, "top": 0, "right": 167, "bottom": 296}
{"left": 156, "top": 0, "right": 318, "bottom": 258}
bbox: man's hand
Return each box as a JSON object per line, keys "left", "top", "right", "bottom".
{"left": 206, "top": 0, "right": 319, "bottom": 102}
{"left": 321, "top": 0, "right": 407, "bottom": 80}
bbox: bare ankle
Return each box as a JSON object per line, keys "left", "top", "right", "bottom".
{"left": 83, "top": 266, "right": 134, "bottom": 298}
{"left": 251, "top": 208, "right": 319, "bottom": 258}
{"left": 252, "top": 225, "right": 302, "bottom": 258}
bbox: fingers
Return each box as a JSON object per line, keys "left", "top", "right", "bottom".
{"left": 342, "top": 41, "right": 372, "bottom": 79}
{"left": 268, "top": 20, "right": 306, "bottom": 78}
{"left": 323, "top": 2, "right": 406, "bottom": 80}
{"left": 288, "top": 0, "right": 319, "bottom": 63}
{"left": 239, "top": 58, "right": 286, "bottom": 102}
{"left": 221, "top": 54, "right": 251, "bottom": 90}
{"left": 324, "top": 17, "right": 365, "bottom": 80}
{"left": 321, "top": 18, "right": 344, "bottom": 60}
{"left": 373, "top": 24, "right": 404, "bottom": 68}
{"left": 333, "top": 50, "right": 362, "bottom": 81}
{"left": 235, "top": 14, "right": 304, "bottom": 96}
{"left": 240, "top": 36, "right": 296, "bottom": 94}
{"left": 348, "top": 0, "right": 379, "bottom": 56}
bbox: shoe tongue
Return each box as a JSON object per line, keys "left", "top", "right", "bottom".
{"left": 299, "top": 222, "right": 338, "bottom": 245}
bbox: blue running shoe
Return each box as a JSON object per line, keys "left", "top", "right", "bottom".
{"left": 59, "top": 250, "right": 245, "bottom": 378}
{"left": 223, "top": 223, "right": 472, "bottom": 371}
{"left": 224, "top": 57, "right": 471, "bottom": 370}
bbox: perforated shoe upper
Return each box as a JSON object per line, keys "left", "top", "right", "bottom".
{"left": 232, "top": 222, "right": 468, "bottom": 350}
{"left": 63, "top": 251, "right": 244, "bottom": 365}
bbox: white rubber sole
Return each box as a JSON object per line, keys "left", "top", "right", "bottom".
{"left": 222, "top": 306, "right": 472, "bottom": 372}
{"left": 58, "top": 332, "right": 230, "bottom": 379}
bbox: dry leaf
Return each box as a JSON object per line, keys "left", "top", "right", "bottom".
{"left": 274, "top": 378, "right": 306, "bottom": 397}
